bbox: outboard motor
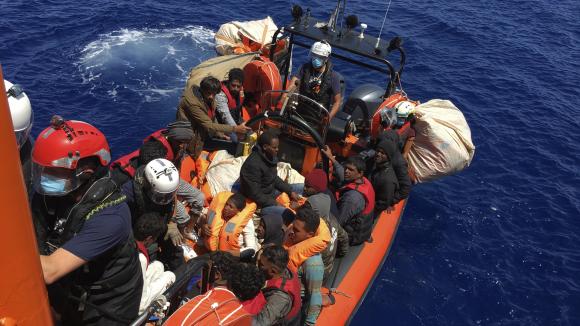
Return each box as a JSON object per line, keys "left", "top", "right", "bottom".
{"left": 342, "top": 84, "right": 385, "bottom": 134}
{"left": 327, "top": 111, "right": 354, "bottom": 143}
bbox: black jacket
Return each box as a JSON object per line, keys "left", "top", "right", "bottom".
{"left": 240, "top": 146, "right": 292, "bottom": 208}
{"left": 368, "top": 140, "right": 399, "bottom": 212}
{"left": 376, "top": 131, "right": 412, "bottom": 203}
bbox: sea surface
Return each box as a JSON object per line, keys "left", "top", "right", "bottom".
{"left": 1, "top": 0, "right": 579, "bottom": 324}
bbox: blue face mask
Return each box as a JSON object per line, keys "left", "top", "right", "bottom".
{"left": 396, "top": 118, "right": 406, "bottom": 128}
{"left": 311, "top": 57, "right": 324, "bottom": 69}
{"left": 40, "top": 174, "right": 67, "bottom": 195}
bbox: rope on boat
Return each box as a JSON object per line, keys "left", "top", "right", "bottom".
{"left": 375, "top": 0, "right": 394, "bottom": 48}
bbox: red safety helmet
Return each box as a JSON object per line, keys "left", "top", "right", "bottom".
{"left": 32, "top": 116, "right": 111, "bottom": 196}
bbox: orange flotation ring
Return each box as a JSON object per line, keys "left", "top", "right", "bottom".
{"left": 163, "top": 287, "right": 252, "bottom": 326}
{"left": 285, "top": 218, "right": 331, "bottom": 272}
{"left": 243, "top": 58, "right": 281, "bottom": 112}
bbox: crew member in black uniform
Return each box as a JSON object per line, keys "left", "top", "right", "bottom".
{"left": 288, "top": 41, "right": 343, "bottom": 122}
{"left": 31, "top": 116, "right": 142, "bottom": 326}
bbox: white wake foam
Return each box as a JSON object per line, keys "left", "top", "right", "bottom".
{"left": 76, "top": 25, "right": 216, "bottom": 103}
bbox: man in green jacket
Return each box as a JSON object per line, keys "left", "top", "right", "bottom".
{"left": 177, "top": 76, "right": 251, "bottom": 159}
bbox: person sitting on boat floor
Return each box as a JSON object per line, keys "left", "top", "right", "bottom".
{"left": 322, "top": 147, "right": 376, "bottom": 246}
{"left": 177, "top": 76, "right": 251, "bottom": 159}
{"left": 31, "top": 117, "right": 142, "bottom": 325}
{"left": 110, "top": 120, "right": 193, "bottom": 185}
{"left": 206, "top": 251, "right": 266, "bottom": 315}
{"left": 209, "top": 250, "right": 238, "bottom": 288}
{"left": 121, "top": 159, "right": 192, "bottom": 270}
{"left": 134, "top": 211, "right": 176, "bottom": 314}
{"left": 215, "top": 68, "right": 246, "bottom": 142}
{"left": 287, "top": 40, "right": 343, "bottom": 121}
{"left": 199, "top": 192, "right": 259, "bottom": 260}
{"left": 285, "top": 205, "right": 325, "bottom": 325}
{"left": 302, "top": 169, "right": 349, "bottom": 281}
{"left": 231, "top": 262, "right": 267, "bottom": 315}
{"left": 361, "top": 131, "right": 412, "bottom": 202}
{"left": 256, "top": 212, "right": 286, "bottom": 247}
{"left": 367, "top": 140, "right": 400, "bottom": 215}
{"left": 254, "top": 245, "right": 302, "bottom": 326}
{"left": 240, "top": 129, "right": 301, "bottom": 216}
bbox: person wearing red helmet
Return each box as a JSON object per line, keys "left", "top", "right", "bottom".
{"left": 30, "top": 116, "right": 143, "bottom": 326}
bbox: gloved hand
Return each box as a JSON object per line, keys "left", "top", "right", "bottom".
{"left": 166, "top": 221, "right": 184, "bottom": 246}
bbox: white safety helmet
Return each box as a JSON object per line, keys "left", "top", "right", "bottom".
{"left": 4, "top": 80, "right": 32, "bottom": 149}
{"left": 144, "top": 158, "right": 179, "bottom": 205}
{"left": 394, "top": 101, "right": 416, "bottom": 118}
{"left": 310, "top": 41, "right": 332, "bottom": 58}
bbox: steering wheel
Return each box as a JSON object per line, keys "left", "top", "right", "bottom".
{"left": 245, "top": 111, "right": 330, "bottom": 174}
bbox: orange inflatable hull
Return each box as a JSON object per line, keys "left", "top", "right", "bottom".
{"left": 0, "top": 66, "right": 53, "bottom": 325}
{"left": 317, "top": 199, "right": 407, "bottom": 324}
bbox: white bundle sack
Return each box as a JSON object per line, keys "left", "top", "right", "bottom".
{"left": 215, "top": 23, "right": 242, "bottom": 55}
{"left": 408, "top": 99, "right": 475, "bottom": 183}
{"left": 215, "top": 17, "right": 278, "bottom": 55}
{"left": 205, "top": 151, "right": 245, "bottom": 196}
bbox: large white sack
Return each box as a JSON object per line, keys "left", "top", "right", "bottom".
{"left": 235, "top": 17, "right": 278, "bottom": 45}
{"left": 215, "top": 17, "right": 278, "bottom": 55}
{"left": 215, "top": 23, "right": 242, "bottom": 55}
{"left": 205, "top": 150, "right": 305, "bottom": 196}
{"left": 205, "top": 151, "right": 244, "bottom": 196}
{"left": 408, "top": 99, "right": 475, "bottom": 183}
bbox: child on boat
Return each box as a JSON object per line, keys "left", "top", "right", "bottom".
{"left": 134, "top": 212, "right": 176, "bottom": 314}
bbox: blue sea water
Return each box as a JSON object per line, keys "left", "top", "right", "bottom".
{"left": 1, "top": 0, "right": 579, "bottom": 324}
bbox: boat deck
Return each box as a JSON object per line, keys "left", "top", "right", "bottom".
{"left": 318, "top": 199, "right": 407, "bottom": 324}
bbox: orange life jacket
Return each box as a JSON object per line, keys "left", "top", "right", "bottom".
{"left": 179, "top": 151, "right": 212, "bottom": 204}
{"left": 163, "top": 287, "right": 252, "bottom": 326}
{"left": 285, "top": 218, "right": 331, "bottom": 272}
{"left": 339, "top": 177, "right": 376, "bottom": 216}
{"left": 337, "top": 177, "right": 376, "bottom": 245}
{"left": 221, "top": 83, "right": 245, "bottom": 110}
{"left": 206, "top": 191, "right": 257, "bottom": 252}
{"left": 263, "top": 269, "right": 302, "bottom": 322}
{"left": 240, "top": 291, "right": 266, "bottom": 315}
{"left": 275, "top": 193, "right": 307, "bottom": 213}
